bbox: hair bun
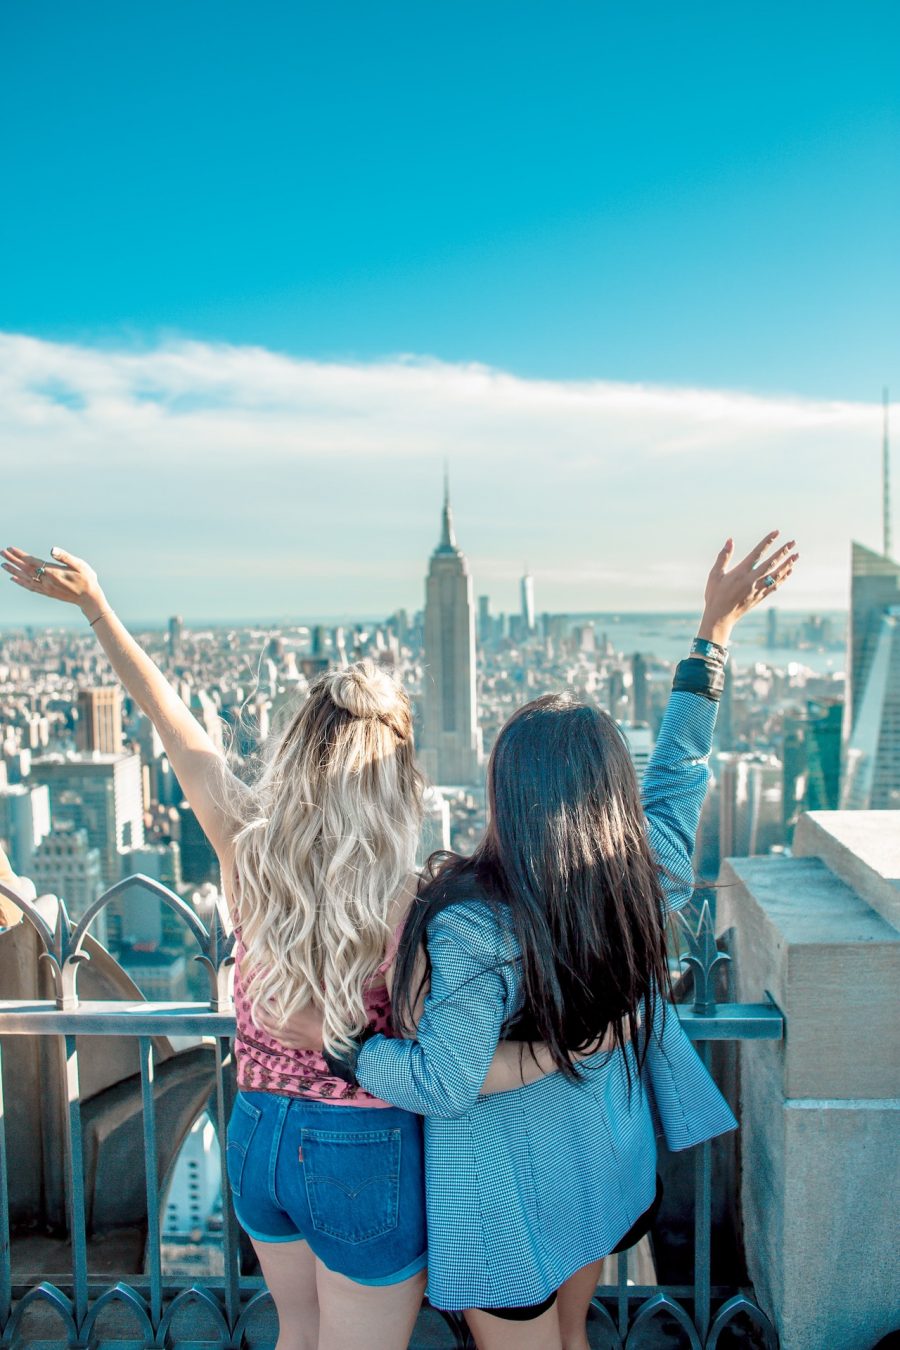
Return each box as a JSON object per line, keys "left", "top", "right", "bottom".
{"left": 327, "top": 660, "right": 410, "bottom": 735}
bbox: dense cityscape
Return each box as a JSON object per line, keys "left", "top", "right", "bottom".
{"left": 1, "top": 483, "right": 897, "bottom": 1276}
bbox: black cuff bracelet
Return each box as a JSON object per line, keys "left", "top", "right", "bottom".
{"left": 672, "top": 656, "right": 725, "bottom": 703}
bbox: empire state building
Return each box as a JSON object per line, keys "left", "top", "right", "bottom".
{"left": 420, "top": 481, "right": 482, "bottom": 785}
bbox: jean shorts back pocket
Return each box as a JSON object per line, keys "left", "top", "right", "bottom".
{"left": 226, "top": 1093, "right": 262, "bottom": 1199}
{"left": 301, "top": 1127, "right": 400, "bottom": 1244}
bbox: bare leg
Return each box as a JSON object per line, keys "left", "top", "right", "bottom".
{"left": 464, "top": 1303, "right": 563, "bottom": 1350}
{"left": 556, "top": 1258, "right": 604, "bottom": 1350}
{"left": 250, "top": 1237, "right": 319, "bottom": 1350}
{"left": 316, "top": 1258, "right": 426, "bottom": 1350}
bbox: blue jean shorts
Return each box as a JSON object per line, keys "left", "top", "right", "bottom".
{"left": 226, "top": 1090, "right": 427, "bottom": 1286}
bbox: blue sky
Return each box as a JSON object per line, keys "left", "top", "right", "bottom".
{"left": 1, "top": 3, "right": 898, "bottom": 619}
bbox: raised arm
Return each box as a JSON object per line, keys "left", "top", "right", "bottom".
{"left": 2, "top": 545, "right": 245, "bottom": 861}
{"left": 643, "top": 531, "right": 799, "bottom": 912}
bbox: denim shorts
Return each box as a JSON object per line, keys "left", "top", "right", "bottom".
{"left": 226, "top": 1090, "right": 427, "bottom": 1286}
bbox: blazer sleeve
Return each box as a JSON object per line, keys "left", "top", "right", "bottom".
{"left": 641, "top": 688, "right": 717, "bottom": 913}
{"left": 356, "top": 901, "right": 517, "bottom": 1119}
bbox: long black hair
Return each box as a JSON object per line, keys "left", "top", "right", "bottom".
{"left": 392, "top": 692, "right": 673, "bottom": 1082}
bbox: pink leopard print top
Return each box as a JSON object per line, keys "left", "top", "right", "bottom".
{"left": 232, "top": 922, "right": 402, "bottom": 1107}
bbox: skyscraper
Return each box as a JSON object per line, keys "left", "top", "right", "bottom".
{"left": 842, "top": 607, "right": 900, "bottom": 808}
{"left": 477, "top": 595, "right": 492, "bottom": 646}
{"left": 76, "top": 687, "right": 124, "bottom": 754}
{"left": 520, "top": 570, "right": 535, "bottom": 634}
{"left": 168, "top": 615, "right": 184, "bottom": 659}
{"left": 631, "top": 653, "right": 649, "bottom": 724}
{"left": 31, "top": 828, "right": 105, "bottom": 937}
{"left": 619, "top": 722, "right": 653, "bottom": 785}
{"left": 31, "top": 752, "right": 144, "bottom": 888}
{"left": 418, "top": 786, "right": 451, "bottom": 864}
{"left": 420, "top": 481, "right": 482, "bottom": 785}
{"left": 178, "top": 801, "right": 219, "bottom": 885}
{"left": 841, "top": 527, "right": 900, "bottom": 808}
{"left": 783, "top": 700, "right": 843, "bottom": 839}
{"left": 846, "top": 543, "right": 900, "bottom": 732}
{"left": 0, "top": 783, "right": 51, "bottom": 874}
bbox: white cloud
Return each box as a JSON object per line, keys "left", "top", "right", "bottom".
{"left": 0, "top": 331, "right": 886, "bottom": 619}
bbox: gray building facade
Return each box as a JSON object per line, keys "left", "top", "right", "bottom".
{"left": 420, "top": 485, "right": 482, "bottom": 785}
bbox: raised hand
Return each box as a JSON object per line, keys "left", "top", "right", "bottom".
{"left": 2, "top": 546, "right": 107, "bottom": 621}
{"left": 700, "top": 530, "right": 799, "bottom": 647}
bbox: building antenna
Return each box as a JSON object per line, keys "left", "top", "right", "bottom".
{"left": 439, "top": 460, "right": 456, "bottom": 549}
{"left": 883, "top": 388, "right": 892, "bottom": 559}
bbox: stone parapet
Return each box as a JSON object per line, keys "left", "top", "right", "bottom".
{"left": 794, "top": 810, "right": 900, "bottom": 930}
{"left": 718, "top": 812, "right": 900, "bottom": 1350}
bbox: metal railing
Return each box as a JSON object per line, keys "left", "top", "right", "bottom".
{"left": 0, "top": 878, "right": 782, "bottom": 1349}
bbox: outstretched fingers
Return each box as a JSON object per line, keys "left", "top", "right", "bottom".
{"left": 755, "top": 539, "right": 796, "bottom": 576}
{"left": 5, "top": 569, "right": 38, "bottom": 593}
{"left": 2, "top": 558, "right": 34, "bottom": 584}
{"left": 2, "top": 547, "right": 42, "bottom": 572}
{"left": 752, "top": 551, "right": 799, "bottom": 602}
{"left": 736, "top": 530, "right": 779, "bottom": 573}
{"left": 709, "top": 537, "right": 734, "bottom": 578}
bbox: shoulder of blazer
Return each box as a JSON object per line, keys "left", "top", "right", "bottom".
{"left": 427, "top": 897, "right": 519, "bottom": 966}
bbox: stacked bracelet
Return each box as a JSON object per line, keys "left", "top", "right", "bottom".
{"left": 88, "top": 611, "right": 112, "bottom": 629}
{"left": 690, "top": 636, "right": 729, "bottom": 665}
{"left": 672, "top": 656, "right": 725, "bottom": 703}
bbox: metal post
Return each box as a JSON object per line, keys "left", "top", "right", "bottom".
{"left": 215, "top": 1037, "right": 240, "bottom": 1336}
{"left": 61, "top": 1035, "right": 89, "bottom": 1344}
{"left": 617, "top": 1247, "right": 629, "bottom": 1339}
{"left": 138, "top": 1038, "right": 163, "bottom": 1334}
{"left": 694, "top": 1041, "right": 713, "bottom": 1340}
{"left": 0, "top": 1043, "right": 10, "bottom": 1334}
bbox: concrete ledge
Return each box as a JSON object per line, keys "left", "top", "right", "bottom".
{"left": 794, "top": 811, "right": 900, "bottom": 931}
{"left": 719, "top": 820, "right": 900, "bottom": 1350}
{"left": 719, "top": 855, "right": 900, "bottom": 1100}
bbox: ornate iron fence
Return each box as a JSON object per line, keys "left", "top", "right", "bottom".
{"left": 0, "top": 878, "right": 782, "bottom": 1348}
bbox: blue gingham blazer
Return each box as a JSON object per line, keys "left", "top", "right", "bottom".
{"left": 357, "top": 688, "right": 737, "bottom": 1311}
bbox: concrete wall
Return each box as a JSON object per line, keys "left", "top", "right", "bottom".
{"left": 718, "top": 812, "right": 900, "bottom": 1350}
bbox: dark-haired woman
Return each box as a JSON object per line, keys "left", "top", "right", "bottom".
{"left": 309, "top": 532, "right": 797, "bottom": 1350}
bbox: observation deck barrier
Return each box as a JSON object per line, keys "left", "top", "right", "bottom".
{"left": 0, "top": 877, "right": 782, "bottom": 1349}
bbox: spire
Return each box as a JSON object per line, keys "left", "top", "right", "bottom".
{"left": 439, "top": 465, "right": 457, "bottom": 551}
{"left": 883, "top": 387, "right": 892, "bottom": 560}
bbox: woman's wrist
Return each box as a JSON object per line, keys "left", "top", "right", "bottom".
{"left": 695, "top": 613, "right": 733, "bottom": 649}
{"left": 80, "top": 591, "right": 110, "bottom": 625}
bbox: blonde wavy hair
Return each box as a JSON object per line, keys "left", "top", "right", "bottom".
{"left": 233, "top": 660, "right": 424, "bottom": 1053}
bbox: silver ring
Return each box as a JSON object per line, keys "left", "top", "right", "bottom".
{"left": 763, "top": 575, "right": 775, "bottom": 589}
{"left": 34, "top": 564, "right": 46, "bottom": 583}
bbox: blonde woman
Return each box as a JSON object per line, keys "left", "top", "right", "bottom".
{"left": 3, "top": 544, "right": 536, "bottom": 1350}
